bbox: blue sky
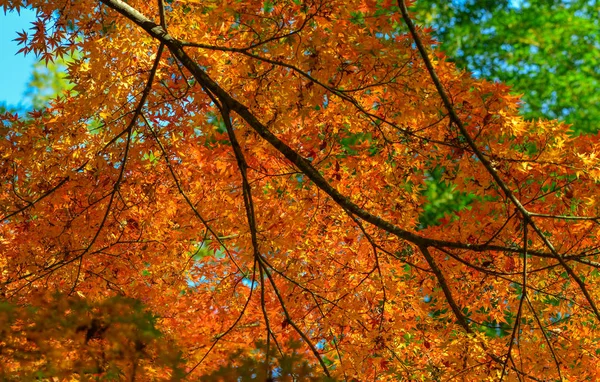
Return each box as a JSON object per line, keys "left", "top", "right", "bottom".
{"left": 0, "top": 8, "right": 37, "bottom": 108}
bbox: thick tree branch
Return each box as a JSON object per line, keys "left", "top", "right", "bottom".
{"left": 98, "top": 0, "right": 553, "bottom": 263}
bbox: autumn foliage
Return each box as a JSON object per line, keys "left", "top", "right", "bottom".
{"left": 2, "top": 0, "right": 600, "bottom": 380}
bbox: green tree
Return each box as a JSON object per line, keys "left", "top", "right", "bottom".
{"left": 0, "top": 55, "right": 73, "bottom": 113}
{"left": 414, "top": 0, "right": 600, "bottom": 228}
{"left": 413, "top": 0, "right": 600, "bottom": 134}
{"left": 24, "top": 58, "right": 74, "bottom": 109}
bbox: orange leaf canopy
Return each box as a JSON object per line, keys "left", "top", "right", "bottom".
{"left": 1, "top": 0, "right": 600, "bottom": 380}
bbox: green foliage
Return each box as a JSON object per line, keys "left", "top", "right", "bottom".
{"left": 412, "top": 0, "right": 600, "bottom": 134}
{"left": 24, "top": 58, "right": 75, "bottom": 109}
{"left": 411, "top": 1, "right": 599, "bottom": 229}
{"left": 419, "top": 167, "right": 476, "bottom": 228}
{"left": 1, "top": 54, "right": 75, "bottom": 113}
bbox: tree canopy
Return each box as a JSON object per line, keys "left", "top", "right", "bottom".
{"left": 2, "top": 0, "right": 600, "bottom": 380}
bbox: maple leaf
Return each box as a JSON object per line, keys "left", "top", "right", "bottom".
{"left": 13, "top": 29, "right": 28, "bottom": 45}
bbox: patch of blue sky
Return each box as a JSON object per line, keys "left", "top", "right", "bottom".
{"left": 0, "top": 8, "right": 37, "bottom": 109}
